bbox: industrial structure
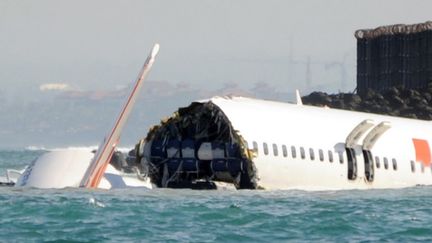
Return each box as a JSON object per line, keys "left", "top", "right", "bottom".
{"left": 356, "top": 21, "right": 432, "bottom": 95}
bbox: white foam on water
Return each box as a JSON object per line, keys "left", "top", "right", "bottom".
{"left": 88, "top": 197, "right": 106, "bottom": 208}
{"left": 24, "top": 146, "right": 48, "bottom": 151}
{"left": 24, "top": 145, "right": 133, "bottom": 153}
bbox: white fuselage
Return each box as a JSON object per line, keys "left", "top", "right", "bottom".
{"left": 209, "top": 97, "right": 432, "bottom": 190}
{"left": 15, "top": 149, "right": 152, "bottom": 189}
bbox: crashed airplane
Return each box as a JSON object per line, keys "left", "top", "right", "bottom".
{"left": 2, "top": 44, "right": 432, "bottom": 190}
{"left": 134, "top": 96, "right": 432, "bottom": 190}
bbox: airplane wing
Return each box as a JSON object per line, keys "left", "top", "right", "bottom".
{"left": 80, "top": 43, "right": 160, "bottom": 188}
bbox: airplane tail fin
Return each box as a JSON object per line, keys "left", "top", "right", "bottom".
{"left": 80, "top": 43, "right": 160, "bottom": 188}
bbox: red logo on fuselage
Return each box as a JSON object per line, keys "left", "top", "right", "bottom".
{"left": 412, "top": 139, "right": 431, "bottom": 166}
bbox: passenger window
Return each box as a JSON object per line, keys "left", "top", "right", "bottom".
{"left": 291, "top": 146, "right": 297, "bottom": 158}
{"left": 383, "top": 157, "right": 388, "bottom": 170}
{"left": 411, "top": 160, "right": 415, "bottom": 172}
{"left": 319, "top": 149, "right": 324, "bottom": 162}
{"left": 282, "top": 145, "right": 288, "bottom": 157}
{"left": 309, "top": 148, "right": 315, "bottom": 160}
{"left": 375, "top": 156, "right": 380, "bottom": 169}
{"left": 328, "top": 150, "right": 333, "bottom": 163}
{"left": 392, "top": 158, "right": 397, "bottom": 171}
{"left": 253, "top": 141, "right": 259, "bottom": 154}
{"left": 338, "top": 151, "right": 344, "bottom": 164}
{"left": 273, "top": 144, "right": 278, "bottom": 156}
{"left": 300, "top": 147, "right": 305, "bottom": 159}
{"left": 263, "top": 143, "right": 269, "bottom": 155}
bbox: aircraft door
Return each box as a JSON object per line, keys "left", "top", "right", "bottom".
{"left": 344, "top": 119, "right": 374, "bottom": 181}
{"left": 362, "top": 150, "right": 374, "bottom": 182}
{"left": 361, "top": 121, "right": 390, "bottom": 183}
{"left": 344, "top": 120, "right": 389, "bottom": 183}
{"left": 345, "top": 147, "right": 357, "bottom": 180}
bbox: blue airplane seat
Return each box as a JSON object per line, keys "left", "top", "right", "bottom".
{"left": 226, "top": 143, "right": 241, "bottom": 158}
{"left": 151, "top": 140, "right": 166, "bottom": 158}
{"left": 183, "top": 158, "right": 199, "bottom": 172}
{"left": 167, "top": 158, "right": 182, "bottom": 173}
{"left": 211, "top": 159, "right": 228, "bottom": 172}
{"left": 150, "top": 140, "right": 166, "bottom": 165}
{"left": 211, "top": 141, "right": 226, "bottom": 158}
{"left": 181, "top": 139, "right": 196, "bottom": 158}
{"left": 227, "top": 158, "right": 243, "bottom": 176}
{"left": 166, "top": 140, "right": 181, "bottom": 158}
{"left": 180, "top": 139, "right": 199, "bottom": 173}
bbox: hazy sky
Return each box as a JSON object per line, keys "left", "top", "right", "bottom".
{"left": 1, "top": 0, "right": 432, "bottom": 96}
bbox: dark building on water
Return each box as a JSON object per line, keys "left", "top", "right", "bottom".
{"left": 356, "top": 21, "right": 432, "bottom": 96}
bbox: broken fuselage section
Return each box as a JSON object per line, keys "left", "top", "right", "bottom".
{"left": 136, "top": 101, "right": 257, "bottom": 189}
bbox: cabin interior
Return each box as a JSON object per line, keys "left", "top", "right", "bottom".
{"left": 133, "top": 101, "right": 257, "bottom": 189}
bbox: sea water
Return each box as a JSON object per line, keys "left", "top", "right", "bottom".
{"left": 1, "top": 149, "right": 432, "bottom": 242}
